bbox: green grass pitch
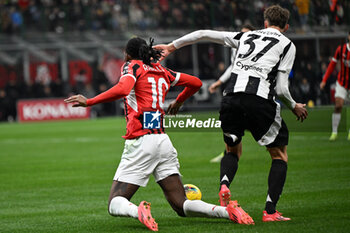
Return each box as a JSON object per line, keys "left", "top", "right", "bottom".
{"left": 0, "top": 109, "right": 349, "bottom": 232}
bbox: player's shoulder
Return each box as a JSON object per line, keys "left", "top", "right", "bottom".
{"left": 336, "top": 43, "right": 347, "bottom": 51}
{"left": 122, "top": 60, "right": 143, "bottom": 75}
{"left": 122, "top": 60, "right": 143, "bottom": 68}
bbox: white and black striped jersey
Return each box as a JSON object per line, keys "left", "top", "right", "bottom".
{"left": 223, "top": 28, "right": 296, "bottom": 100}
{"left": 173, "top": 28, "right": 296, "bottom": 101}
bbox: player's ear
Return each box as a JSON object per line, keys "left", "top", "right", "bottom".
{"left": 283, "top": 24, "right": 289, "bottom": 32}
{"left": 264, "top": 20, "right": 268, "bottom": 28}
{"left": 125, "top": 53, "right": 132, "bottom": 61}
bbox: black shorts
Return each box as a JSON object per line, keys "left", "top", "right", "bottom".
{"left": 219, "top": 93, "right": 288, "bottom": 148}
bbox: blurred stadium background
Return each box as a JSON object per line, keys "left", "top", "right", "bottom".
{"left": 0, "top": 0, "right": 349, "bottom": 121}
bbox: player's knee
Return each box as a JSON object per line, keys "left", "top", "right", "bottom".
{"left": 225, "top": 142, "right": 242, "bottom": 157}
{"left": 334, "top": 105, "right": 342, "bottom": 113}
{"left": 108, "top": 198, "right": 117, "bottom": 216}
{"left": 268, "top": 147, "right": 288, "bottom": 162}
{"left": 271, "top": 154, "right": 288, "bottom": 162}
{"left": 108, "top": 196, "right": 126, "bottom": 216}
{"left": 170, "top": 202, "right": 185, "bottom": 217}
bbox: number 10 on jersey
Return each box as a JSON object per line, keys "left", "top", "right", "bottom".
{"left": 148, "top": 77, "right": 169, "bottom": 109}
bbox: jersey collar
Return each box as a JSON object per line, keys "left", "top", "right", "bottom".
{"left": 266, "top": 27, "right": 282, "bottom": 34}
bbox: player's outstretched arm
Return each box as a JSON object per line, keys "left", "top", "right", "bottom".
{"left": 154, "top": 30, "right": 238, "bottom": 61}
{"left": 65, "top": 75, "right": 135, "bottom": 107}
{"left": 64, "top": 94, "right": 87, "bottom": 107}
{"left": 153, "top": 43, "right": 176, "bottom": 61}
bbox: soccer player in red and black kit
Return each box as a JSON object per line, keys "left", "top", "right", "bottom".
{"left": 65, "top": 37, "right": 254, "bottom": 231}
{"left": 320, "top": 31, "right": 350, "bottom": 141}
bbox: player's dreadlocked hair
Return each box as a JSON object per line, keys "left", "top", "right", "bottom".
{"left": 125, "top": 37, "right": 162, "bottom": 66}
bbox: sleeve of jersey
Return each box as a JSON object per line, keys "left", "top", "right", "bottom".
{"left": 278, "top": 43, "right": 296, "bottom": 74}
{"left": 276, "top": 43, "right": 296, "bottom": 110}
{"left": 219, "top": 63, "right": 234, "bottom": 83}
{"left": 86, "top": 75, "right": 136, "bottom": 106}
{"left": 322, "top": 46, "right": 340, "bottom": 83}
{"left": 173, "top": 73, "right": 202, "bottom": 103}
{"left": 173, "top": 30, "right": 240, "bottom": 49}
{"left": 276, "top": 72, "right": 296, "bottom": 110}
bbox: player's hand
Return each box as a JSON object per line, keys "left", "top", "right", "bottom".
{"left": 166, "top": 100, "right": 183, "bottom": 115}
{"left": 319, "top": 81, "right": 326, "bottom": 90}
{"left": 64, "top": 94, "right": 87, "bottom": 107}
{"left": 292, "top": 103, "right": 308, "bottom": 122}
{"left": 153, "top": 43, "right": 176, "bottom": 61}
{"left": 208, "top": 80, "right": 222, "bottom": 94}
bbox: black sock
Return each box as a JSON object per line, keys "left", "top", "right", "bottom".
{"left": 220, "top": 151, "right": 239, "bottom": 188}
{"left": 265, "top": 159, "right": 287, "bottom": 214}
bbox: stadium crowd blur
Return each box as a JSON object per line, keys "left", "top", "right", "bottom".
{"left": 0, "top": 0, "right": 349, "bottom": 121}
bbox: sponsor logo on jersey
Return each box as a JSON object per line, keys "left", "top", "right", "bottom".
{"left": 143, "top": 110, "right": 161, "bottom": 129}
{"left": 236, "top": 61, "right": 263, "bottom": 73}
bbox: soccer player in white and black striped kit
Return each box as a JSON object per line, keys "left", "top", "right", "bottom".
{"left": 156, "top": 5, "right": 308, "bottom": 222}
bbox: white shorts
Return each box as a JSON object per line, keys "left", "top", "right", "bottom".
{"left": 335, "top": 81, "right": 350, "bottom": 100}
{"left": 113, "top": 134, "right": 181, "bottom": 187}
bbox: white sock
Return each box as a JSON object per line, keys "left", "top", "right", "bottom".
{"left": 183, "top": 200, "right": 229, "bottom": 218}
{"left": 332, "top": 113, "right": 341, "bottom": 133}
{"left": 109, "top": 196, "right": 138, "bottom": 218}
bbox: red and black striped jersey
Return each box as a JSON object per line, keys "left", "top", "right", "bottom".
{"left": 322, "top": 43, "right": 350, "bottom": 89}
{"left": 86, "top": 59, "right": 202, "bottom": 139}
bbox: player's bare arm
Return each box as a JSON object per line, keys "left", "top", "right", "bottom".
{"left": 153, "top": 43, "right": 176, "bottom": 61}
{"left": 320, "top": 81, "right": 326, "bottom": 90}
{"left": 166, "top": 100, "right": 183, "bottom": 115}
{"left": 208, "top": 80, "right": 223, "bottom": 94}
{"left": 167, "top": 73, "right": 202, "bottom": 115}
{"left": 65, "top": 75, "right": 135, "bottom": 109}
{"left": 292, "top": 103, "right": 308, "bottom": 122}
{"left": 64, "top": 94, "right": 87, "bottom": 107}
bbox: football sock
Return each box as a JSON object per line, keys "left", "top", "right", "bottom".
{"left": 265, "top": 159, "right": 287, "bottom": 214}
{"left": 220, "top": 151, "right": 239, "bottom": 188}
{"left": 183, "top": 200, "right": 229, "bottom": 218}
{"left": 332, "top": 113, "right": 341, "bottom": 133}
{"left": 109, "top": 196, "right": 138, "bottom": 218}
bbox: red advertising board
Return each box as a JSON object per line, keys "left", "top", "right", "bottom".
{"left": 30, "top": 62, "right": 58, "bottom": 84}
{"left": 17, "top": 98, "right": 90, "bottom": 122}
{"left": 69, "top": 60, "right": 92, "bottom": 86}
